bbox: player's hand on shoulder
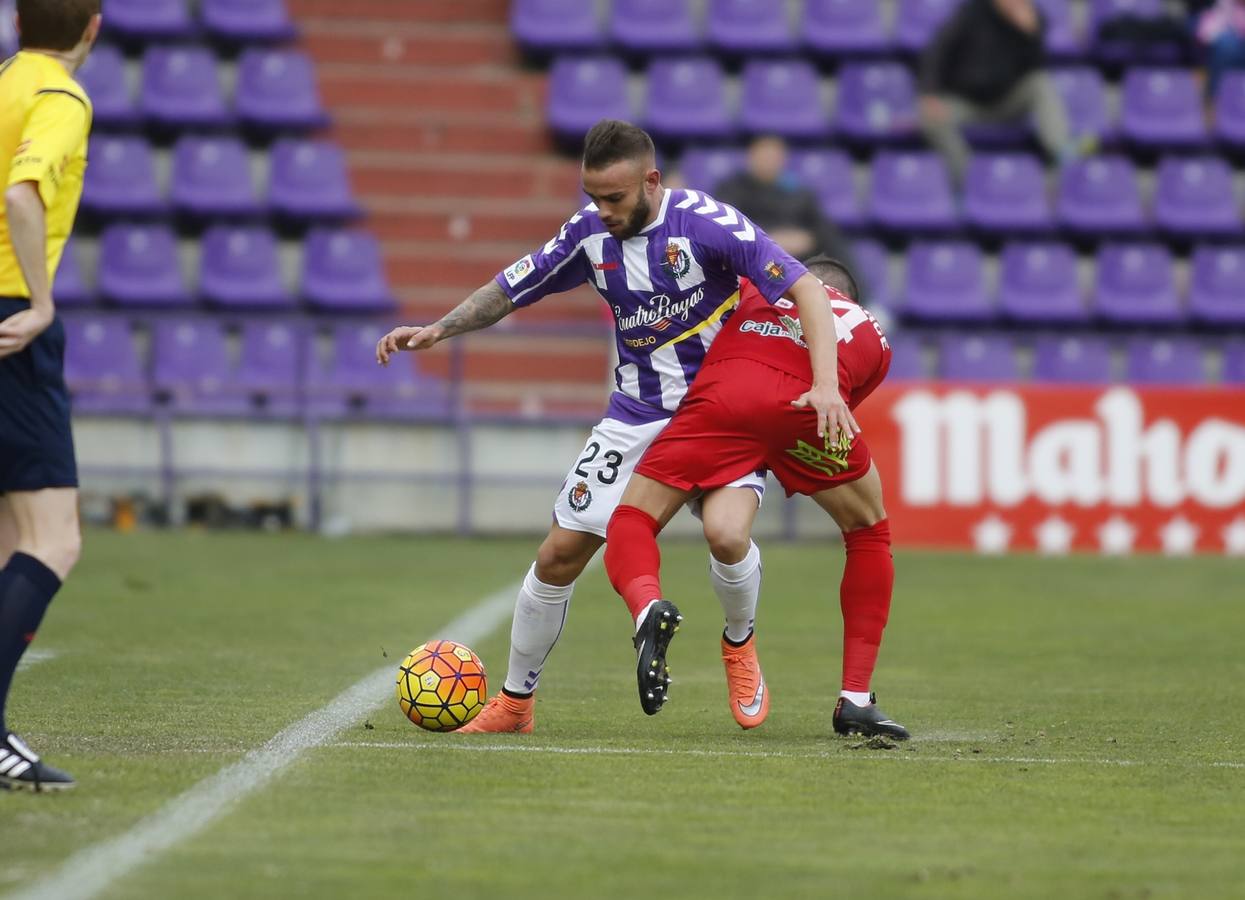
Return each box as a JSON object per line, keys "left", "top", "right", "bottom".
{"left": 376, "top": 324, "right": 442, "bottom": 365}
{"left": 791, "top": 383, "right": 860, "bottom": 442}
{"left": 0, "top": 305, "right": 55, "bottom": 359}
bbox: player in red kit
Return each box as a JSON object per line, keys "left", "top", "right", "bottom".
{"left": 603, "top": 256, "right": 909, "bottom": 740}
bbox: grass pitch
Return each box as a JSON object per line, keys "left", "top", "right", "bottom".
{"left": 2, "top": 530, "right": 1243, "bottom": 899}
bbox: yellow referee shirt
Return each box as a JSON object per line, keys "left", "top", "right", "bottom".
{"left": 0, "top": 50, "right": 93, "bottom": 300}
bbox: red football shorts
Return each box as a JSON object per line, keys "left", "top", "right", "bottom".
{"left": 637, "top": 358, "right": 882, "bottom": 497}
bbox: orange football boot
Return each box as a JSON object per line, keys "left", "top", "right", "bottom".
{"left": 721, "top": 633, "right": 770, "bottom": 729}
{"left": 457, "top": 692, "right": 535, "bottom": 734}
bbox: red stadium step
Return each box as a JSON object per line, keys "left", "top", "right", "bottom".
{"left": 288, "top": 0, "right": 508, "bottom": 24}
{"left": 351, "top": 152, "right": 580, "bottom": 200}
{"left": 318, "top": 64, "right": 544, "bottom": 115}
{"left": 367, "top": 198, "right": 570, "bottom": 243}
{"left": 333, "top": 110, "right": 551, "bottom": 155}
{"left": 302, "top": 22, "right": 515, "bottom": 67}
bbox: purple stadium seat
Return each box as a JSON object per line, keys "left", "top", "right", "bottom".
{"left": 236, "top": 320, "right": 304, "bottom": 417}
{"left": 307, "top": 322, "right": 450, "bottom": 420}
{"left": 1094, "top": 243, "right": 1182, "bottom": 325}
{"left": 510, "top": 0, "right": 605, "bottom": 54}
{"left": 1032, "top": 334, "right": 1113, "bottom": 383}
{"left": 140, "top": 45, "right": 230, "bottom": 130}
{"left": 833, "top": 61, "right": 918, "bottom": 144}
{"left": 1091, "top": 0, "right": 1164, "bottom": 28}
{"left": 643, "top": 58, "right": 732, "bottom": 144}
{"left": 235, "top": 48, "right": 328, "bottom": 133}
{"left": 201, "top": 0, "right": 296, "bottom": 44}
{"left": 869, "top": 151, "right": 958, "bottom": 234}
{"left": 101, "top": 0, "right": 195, "bottom": 42}
{"left": 97, "top": 224, "right": 193, "bottom": 308}
{"left": 170, "top": 135, "right": 262, "bottom": 220}
{"left": 268, "top": 138, "right": 360, "bottom": 224}
{"left": 1189, "top": 245, "right": 1245, "bottom": 326}
{"left": 1153, "top": 156, "right": 1242, "bottom": 240}
{"left": 1034, "top": 0, "right": 1084, "bottom": 59}
{"left": 938, "top": 333, "right": 1020, "bottom": 381}
{"left": 0, "top": 1, "right": 15, "bottom": 58}
{"left": 1091, "top": 0, "right": 1184, "bottom": 65}
{"left": 1049, "top": 67, "right": 1113, "bottom": 143}
{"left": 706, "top": 0, "right": 796, "bottom": 56}
{"left": 1224, "top": 340, "right": 1245, "bottom": 384}
{"left": 894, "top": 0, "right": 963, "bottom": 53}
{"left": 1214, "top": 71, "right": 1245, "bottom": 150}
{"left": 1056, "top": 155, "right": 1146, "bottom": 238}
{"left": 1125, "top": 336, "right": 1206, "bottom": 384}
{"left": 885, "top": 332, "right": 926, "bottom": 380}
{"left": 546, "top": 56, "right": 631, "bottom": 142}
{"left": 610, "top": 0, "right": 700, "bottom": 55}
{"left": 963, "top": 153, "right": 1052, "bottom": 235}
{"left": 1120, "top": 68, "right": 1207, "bottom": 150}
{"left": 902, "top": 241, "right": 993, "bottom": 323}
{"left": 851, "top": 238, "right": 893, "bottom": 307}
{"left": 75, "top": 44, "right": 139, "bottom": 129}
{"left": 738, "top": 60, "right": 830, "bottom": 140}
{"left": 998, "top": 242, "right": 1088, "bottom": 324}
{"left": 153, "top": 318, "right": 253, "bottom": 415}
{"left": 52, "top": 238, "right": 93, "bottom": 308}
{"left": 302, "top": 229, "right": 395, "bottom": 314}
{"left": 681, "top": 147, "right": 746, "bottom": 194}
{"left": 788, "top": 148, "right": 863, "bottom": 229}
{"left": 80, "top": 135, "right": 165, "bottom": 219}
{"left": 62, "top": 315, "right": 151, "bottom": 414}
{"left": 199, "top": 225, "right": 292, "bottom": 311}
{"left": 803, "top": 0, "right": 890, "bottom": 57}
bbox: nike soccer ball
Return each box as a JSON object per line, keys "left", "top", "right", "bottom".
{"left": 395, "top": 640, "right": 488, "bottom": 732}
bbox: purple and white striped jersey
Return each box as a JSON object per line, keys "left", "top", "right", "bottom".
{"left": 494, "top": 188, "right": 806, "bottom": 424}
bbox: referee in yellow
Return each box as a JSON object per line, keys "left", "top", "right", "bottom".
{"left": 0, "top": 0, "right": 100, "bottom": 792}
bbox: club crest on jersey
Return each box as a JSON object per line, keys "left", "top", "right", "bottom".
{"left": 567, "top": 480, "right": 593, "bottom": 512}
{"left": 661, "top": 242, "right": 692, "bottom": 279}
{"left": 764, "top": 260, "right": 786, "bottom": 282}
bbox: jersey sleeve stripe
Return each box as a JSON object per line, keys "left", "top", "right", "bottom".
{"left": 34, "top": 87, "right": 89, "bottom": 111}
{"left": 507, "top": 234, "right": 591, "bottom": 305}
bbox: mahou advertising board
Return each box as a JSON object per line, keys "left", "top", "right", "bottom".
{"left": 855, "top": 385, "right": 1245, "bottom": 556}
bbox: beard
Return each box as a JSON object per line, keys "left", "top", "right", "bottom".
{"left": 610, "top": 191, "right": 652, "bottom": 241}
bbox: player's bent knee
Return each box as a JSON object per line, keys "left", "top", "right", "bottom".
{"left": 702, "top": 521, "right": 751, "bottom": 566}
{"left": 535, "top": 529, "right": 596, "bottom": 586}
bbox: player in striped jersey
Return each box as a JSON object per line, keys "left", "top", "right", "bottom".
{"left": 377, "top": 120, "right": 855, "bottom": 731}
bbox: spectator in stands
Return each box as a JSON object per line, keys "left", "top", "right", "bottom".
{"left": 713, "top": 135, "right": 858, "bottom": 272}
{"left": 1197, "top": 0, "right": 1245, "bottom": 99}
{"left": 918, "top": 0, "right": 1088, "bottom": 186}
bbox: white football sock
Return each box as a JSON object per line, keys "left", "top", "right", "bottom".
{"left": 502, "top": 563, "right": 573, "bottom": 695}
{"left": 709, "top": 541, "right": 762, "bottom": 644}
{"left": 840, "top": 690, "right": 872, "bottom": 707}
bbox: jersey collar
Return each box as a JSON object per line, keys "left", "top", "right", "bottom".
{"left": 639, "top": 189, "right": 672, "bottom": 235}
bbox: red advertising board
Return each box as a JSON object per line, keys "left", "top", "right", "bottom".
{"left": 855, "top": 385, "right": 1245, "bottom": 555}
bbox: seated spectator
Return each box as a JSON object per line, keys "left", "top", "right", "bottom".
{"left": 918, "top": 0, "right": 1089, "bottom": 185}
{"left": 1197, "top": 0, "right": 1245, "bottom": 98}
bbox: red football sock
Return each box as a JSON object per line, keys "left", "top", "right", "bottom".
{"left": 605, "top": 505, "right": 664, "bottom": 623}
{"left": 840, "top": 519, "right": 894, "bottom": 693}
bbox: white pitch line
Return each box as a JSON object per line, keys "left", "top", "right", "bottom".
{"left": 333, "top": 740, "right": 1245, "bottom": 771}
{"left": 15, "top": 649, "right": 56, "bottom": 672}
{"left": 6, "top": 575, "right": 529, "bottom": 900}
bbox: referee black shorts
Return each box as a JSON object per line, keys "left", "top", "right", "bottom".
{"left": 0, "top": 297, "right": 78, "bottom": 493}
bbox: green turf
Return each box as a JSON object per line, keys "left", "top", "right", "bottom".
{"left": 2, "top": 531, "right": 1242, "bottom": 899}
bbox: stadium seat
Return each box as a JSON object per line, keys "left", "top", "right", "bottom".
{"left": 1093, "top": 243, "right": 1183, "bottom": 325}
{"left": 1032, "top": 334, "right": 1113, "bottom": 383}
{"left": 963, "top": 153, "right": 1052, "bottom": 235}
{"left": 199, "top": 225, "right": 293, "bottom": 311}
{"left": 302, "top": 229, "right": 395, "bottom": 314}
{"left": 803, "top": 0, "right": 891, "bottom": 58}
{"left": 869, "top": 151, "right": 959, "bottom": 234}
{"left": 1049, "top": 67, "right": 1114, "bottom": 144}
{"left": 901, "top": 240, "right": 993, "bottom": 323}
{"left": 268, "top": 138, "right": 360, "bottom": 225}
{"left": 1056, "top": 155, "right": 1147, "bottom": 238}
{"left": 997, "top": 241, "right": 1088, "bottom": 324}
{"left": 1091, "top": 0, "right": 1184, "bottom": 66}
{"left": 938, "top": 333, "right": 1021, "bottom": 381}
{"left": 201, "top": 0, "right": 296, "bottom": 44}
{"left": 170, "top": 134, "right": 262, "bottom": 220}
{"left": 678, "top": 146, "right": 746, "bottom": 194}
{"left": 153, "top": 318, "right": 255, "bottom": 415}
{"left": 705, "top": 0, "right": 796, "bottom": 56}
{"left": 510, "top": 0, "right": 605, "bottom": 54}
{"left": 1214, "top": 71, "right": 1245, "bottom": 150}
{"left": 832, "top": 61, "right": 919, "bottom": 145}
{"left": 885, "top": 332, "right": 927, "bottom": 380}
{"left": 140, "top": 45, "right": 231, "bottom": 131}
{"left": 52, "top": 238, "right": 94, "bottom": 308}
{"left": 0, "top": 2, "right": 14, "bottom": 58}
{"left": 545, "top": 56, "right": 631, "bottom": 142}
{"left": 307, "top": 322, "right": 450, "bottom": 420}
{"left": 101, "top": 0, "right": 196, "bottom": 43}
{"left": 80, "top": 135, "right": 165, "bottom": 219}
{"left": 738, "top": 60, "right": 830, "bottom": 140}
{"left": 1125, "top": 336, "right": 1206, "bottom": 384}
{"left": 62, "top": 315, "right": 152, "bottom": 414}
{"left": 1188, "top": 245, "right": 1245, "bottom": 326}
{"left": 236, "top": 319, "right": 305, "bottom": 417}
{"left": 98, "top": 224, "right": 193, "bottom": 308}
{"left": 894, "top": 0, "right": 962, "bottom": 53}
{"left": 1223, "top": 340, "right": 1245, "bottom": 383}
{"left": 1120, "top": 68, "right": 1207, "bottom": 150}
{"left": 1034, "top": 0, "right": 1084, "bottom": 59}
{"left": 235, "top": 47, "right": 329, "bottom": 134}
{"left": 643, "top": 58, "right": 733, "bottom": 144}
{"left": 850, "top": 238, "right": 894, "bottom": 308}
{"left": 1153, "top": 156, "right": 1242, "bottom": 240}
{"left": 609, "top": 0, "right": 700, "bottom": 55}
{"left": 76, "top": 44, "right": 140, "bottom": 129}
{"left": 787, "top": 148, "right": 864, "bottom": 230}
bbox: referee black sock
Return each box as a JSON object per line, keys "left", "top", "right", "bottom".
{"left": 0, "top": 553, "right": 62, "bottom": 735}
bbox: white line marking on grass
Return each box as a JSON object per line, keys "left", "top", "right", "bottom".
{"left": 15, "top": 649, "right": 56, "bottom": 672}
{"left": 333, "top": 740, "right": 1245, "bottom": 772}
{"left": 6, "top": 575, "right": 531, "bottom": 900}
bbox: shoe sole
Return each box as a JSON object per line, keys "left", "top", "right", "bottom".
{"left": 833, "top": 720, "right": 911, "bottom": 741}
{"left": 0, "top": 776, "right": 76, "bottom": 792}
{"left": 635, "top": 601, "right": 682, "bottom": 716}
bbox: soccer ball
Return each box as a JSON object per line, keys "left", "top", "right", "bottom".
{"left": 395, "top": 640, "right": 488, "bottom": 732}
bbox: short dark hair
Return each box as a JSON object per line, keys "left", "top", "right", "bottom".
{"left": 582, "top": 119, "right": 656, "bottom": 171}
{"left": 18, "top": 0, "right": 99, "bottom": 51}
{"left": 804, "top": 255, "right": 860, "bottom": 302}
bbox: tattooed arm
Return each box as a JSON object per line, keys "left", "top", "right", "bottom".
{"left": 375, "top": 280, "right": 513, "bottom": 365}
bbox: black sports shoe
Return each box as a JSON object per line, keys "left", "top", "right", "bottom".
{"left": 833, "top": 694, "right": 911, "bottom": 741}
{"left": 633, "top": 600, "right": 682, "bottom": 716}
{"left": 0, "top": 733, "right": 76, "bottom": 792}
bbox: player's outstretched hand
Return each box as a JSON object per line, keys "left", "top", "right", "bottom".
{"left": 376, "top": 324, "right": 443, "bottom": 366}
{"left": 0, "top": 305, "right": 54, "bottom": 360}
{"left": 791, "top": 383, "right": 860, "bottom": 441}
